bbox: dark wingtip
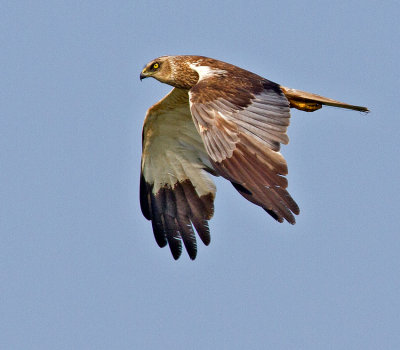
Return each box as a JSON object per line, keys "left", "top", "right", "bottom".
{"left": 172, "top": 253, "right": 180, "bottom": 260}
{"left": 231, "top": 181, "right": 252, "bottom": 195}
{"left": 144, "top": 179, "right": 215, "bottom": 260}
{"left": 140, "top": 173, "right": 152, "bottom": 220}
{"left": 151, "top": 221, "right": 167, "bottom": 248}
{"left": 264, "top": 208, "right": 285, "bottom": 223}
{"left": 193, "top": 220, "right": 211, "bottom": 246}
{"left": 188, "top": 251, "right": 197, "bottom": 260}
{"left": 169, "top": 242, "right": 182, "bottom": 260}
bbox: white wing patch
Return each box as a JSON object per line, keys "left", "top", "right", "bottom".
{"left": 189, "top": 63, "right": 227, "bottom": 81}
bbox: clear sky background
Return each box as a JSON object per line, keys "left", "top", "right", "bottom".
{"left": 1, "top": 1, "right": 399, "bottom": 349}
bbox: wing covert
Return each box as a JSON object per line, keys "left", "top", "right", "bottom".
{"left": 189, "top": 68, "right": 299, "bottom": 224}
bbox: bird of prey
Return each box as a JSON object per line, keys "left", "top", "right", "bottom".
{"left": 139, "top": 55, "right": 368, "bottom": 260}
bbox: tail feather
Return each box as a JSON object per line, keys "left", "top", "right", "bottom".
{"left": 280, "top": 86, "right": 369, "bottom": 113}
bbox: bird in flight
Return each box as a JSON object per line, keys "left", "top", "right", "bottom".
{"left": 139, "top": 55, "right": 368, "bottom": 260}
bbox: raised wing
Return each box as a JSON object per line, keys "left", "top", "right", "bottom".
{"left": 189, "top": 65, "right": 299, "bottom": 224}
{"left": 141, "top": 88, "right": 216, "bottom": 260}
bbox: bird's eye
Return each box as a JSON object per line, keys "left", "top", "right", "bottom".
{"left": 152, "top": 63, "right": 159, "bottom": 70}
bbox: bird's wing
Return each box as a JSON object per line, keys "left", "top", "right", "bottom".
{"left": 189, "top": 65, "right": 299, "bottom": 224}
{"left": 141, "top": 87, "right": 216, "bottom": 260}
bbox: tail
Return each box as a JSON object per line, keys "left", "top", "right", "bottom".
{"left": 280, "top": 86, "right": 369, "bottom": 113}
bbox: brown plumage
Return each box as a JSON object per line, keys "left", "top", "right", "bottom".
{"left": 139, "top": 55, "right": 368, "bottom": 260}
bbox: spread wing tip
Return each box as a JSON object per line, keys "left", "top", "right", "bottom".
{"left": 264, "top": 207, "right": 298, "bottom": 225}
{"left": 141, "top": 177, "right": 215, "bottom": 260}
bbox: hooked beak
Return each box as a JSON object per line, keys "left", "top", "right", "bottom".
{"left": 140, "top": 72, "right": 147, "bottom": 81}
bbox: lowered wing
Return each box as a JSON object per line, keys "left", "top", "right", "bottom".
{"left": 140, "top": 88, "right": 216, "bottom": 260}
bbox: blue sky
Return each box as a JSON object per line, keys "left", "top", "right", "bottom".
{"left": 1, "top": 1, "right": 399, "bottom": 349}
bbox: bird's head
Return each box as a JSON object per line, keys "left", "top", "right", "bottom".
{"left": 140, "top": 57, "right": 170, "bottom": 82}
{"left": 140, "top": 56, "right": 200, "bottom": 89}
